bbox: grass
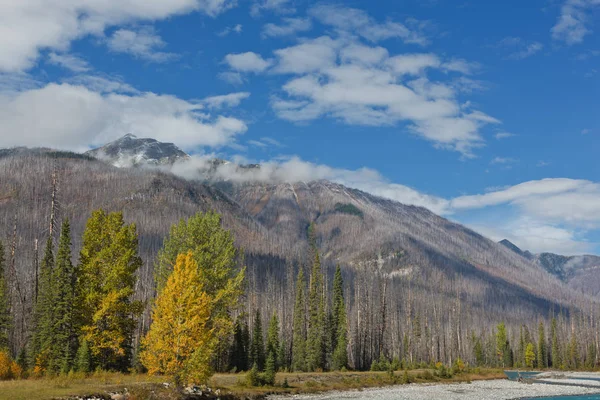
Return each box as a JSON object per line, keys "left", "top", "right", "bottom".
{"left": 0, "top": 368, "right": 506, "bottom": 400}
{"left": 0, "top": 372, "right": 168, "bottom": 400}
{"left": 210, "top": 368, "right": 506, "bottom": 398}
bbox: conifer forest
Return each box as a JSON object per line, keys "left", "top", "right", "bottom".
{"left": 1, "top": 152, "right": 600, "bottom": 385}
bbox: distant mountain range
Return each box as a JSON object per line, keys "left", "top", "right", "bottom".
{"left": 499, "top": 239, "right": 600, "bottom": 296}
{"left": 1, "top": 134, "right": 598, "bottom": 352}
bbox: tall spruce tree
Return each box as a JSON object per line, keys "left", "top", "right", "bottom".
{"left": 306, "top": 249, "right": 325, "bottom": 372}
{"left": 229, "top": 316, "right": 248, "bottom": 372}
{"left": 332, "top": 266, "right": 348, "bottom": 370}
{"left": 49, "top": 219, "right": 79, "bottom": 373}
{"left": 30, "top": 237, "right": 55, "bottom": 369}
{"left": 250, "top": 311, "right": 265, "bottom": 371}
{"left": 78, "top": 210, "right": 143, "bottom": 371}
{"left": 292, "top": 269, "right": 306, "bottom": 372}
{"left": 266, "top": 313, "right": 280, "bottom": 371}
{"left": 0, "top": 242, "right": 10, "bottom": 351}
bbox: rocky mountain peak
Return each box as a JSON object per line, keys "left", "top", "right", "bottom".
{"left": 86, "top": 134, "right": 189, "bottom": 167}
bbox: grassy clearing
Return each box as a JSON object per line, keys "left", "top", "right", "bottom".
{"left": 0, "top": 368, "right": 505, "bottom": 400}
{"left": 210, "top": 368, "right": 505, "bottom": 398}
{"left": 0, "top": 372, "right": 168, "bottom": 400}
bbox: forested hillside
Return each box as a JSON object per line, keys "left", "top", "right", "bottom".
{"left": 0, "top": 148, "right": 599, "bottom": 373}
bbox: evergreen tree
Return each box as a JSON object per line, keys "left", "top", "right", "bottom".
{"left": 473, "top": 336, "right": 484, "bottom": 367}
{"left": 263, "top": 351, "right": 276, "bottom": 386}
{"left": 75, "top": 339, "right": 91, "bottom": 373}
{"left": 568, "top": 334, "right": 579, "bottom": 369}
{"left": 141, "top": 253, "right": 216, "bottom": 386}
{"left": 537, "top": 321, "right": 547, "bottom": 369}
{"left": 292, "top": 269, "right": 306, "bottom": 372}
{"left": 49, "top": 219, "right": 79, "bottom": 373}
{"left": 332, "top": 266, "right": 348, "bottom": 370}
{"left": 306, "top": 250, "right": 325, "bottom": 372}
{"left": 551, "top": 318, "right": 560, "bottom": 368}
{"left": 0, "top": 242, "right": 10, "bottom": 351}
{"left": 250, "top": 311, "right": 265, "bottom": 371}
{"left": 229, "top": 316, "right": 248, "bottom": 372}
{"left": 517, "top": 326, "right": 525, "bottom": 368}
{"left": 30, "top": 237, "right": 55, "bottom": 370}
{"left": 78, "top": 210, "right": 143, "bottom": 371}
{"left": 266, "top": 313, "right": 280, "bottom": 371}
{"left": 525, "top": 343, "right": 536, "bottom": 368}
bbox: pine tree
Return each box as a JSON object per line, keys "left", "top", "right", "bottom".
{"left": 0, "top": 242, "right": 10, "bottom": 351}
{"left": 266, "top": 313, "right": 280, "bottom": 371}
{"left": 551, "top": 318, "right": 560, "bottom": 368}
{"left": 263, "top": 351, "right": 276, "bottom": 386}
{"left": 306, "top": 250, "right": 325, "bottom": 372}
{"left": 78, "top": 210, "right": 143, "bottom": 371}
{"left": 525, "top": 343, "right": 536, "bottom": 368}
{"left": 568, "top": 334, "right": 579, "bottom": 369}
{"left": 292, "top": 269, "right": 306, "bottom": 372}
{"left": 537, "top": 321, "right": 547, "bottom": 369}
{"left": 332, "top": 266, "right": 348, "bottom": 370}
{"left": 49, "top": 219, "right": 78, "bottom": 373}
{"left": 230, "top": 316, "right": 249, "bottom": 372}
{"left": 30, "top": 237, "right": 55, "bottom": 370}
{"left": 75, "top": 339, "right": 91, "bottom": 373}
{"left": 141, "top": 253, "right": 216, "bottom": 386}
{"left": 473, "top": 336, "right": 484, "bottom": 367}
{"left": 250, "top": 311, "right": 265, "bottom": 371}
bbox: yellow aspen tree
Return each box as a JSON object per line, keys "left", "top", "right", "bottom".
{"left": 142, "top": 252, "right": 215, "bottom": 386}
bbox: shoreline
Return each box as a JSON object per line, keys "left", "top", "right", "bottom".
{"left": 265, "top": 380, "right": 600, "bottom": 400}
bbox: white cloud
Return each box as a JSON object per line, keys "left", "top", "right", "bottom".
{"left": 0, "top": 81, "right": 247, "bottom": 151}
{"left": 0, "top": 0, "right": 236, "bottom": 72}
{"left": 495, "top": 132, "right": 515, "bottom": 139}
{"left": 217, "top": 24, "right": 242, "bottom": 36}
{"left": 223, "top": 52, "right": 273, "bottom": 72}
{"left": 218, "top": 71, "right": 245, "bottom": 85}
{"left": 171, "top": 155, "right": 451, "bottom": 215}
{"left": 262, "top": 17, "right": 312, "bottom": 38}
{"left": 497, "top": 37, "right": 544, "bottom": 59}
{"left": 269, "top": 37, "right": 498, "bottom": 156}
{"left": 273, "top": 36, "right": 339, "bottom": 74}
{"left": 490, "top": 157, "right": 518, "bottom": 165}
{"left": 107, "top": 26, "right": 176, "bottom": 62}
{"left": 471, "top": 219, "right": 593, "bottom": 255}
{"left": 251, "top": 0, "right": 295, "bottom": 16}
{"left": 552, "top": 0, "right": 600, "bottom": 45}
{"left": 48, "top": 52, "right": 91, "bottom": 72}
{"left": 308, "top": 4, "right": 429, "bottom": 45}
{"left": 509, "top": 42, "right": 543, "bottom": 60}
{"left": 202, "top": 92, "right": 250, "bottom": 108}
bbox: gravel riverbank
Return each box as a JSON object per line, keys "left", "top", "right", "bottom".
{"left": 268, "top": 379, "right": 600, "bottom": 400}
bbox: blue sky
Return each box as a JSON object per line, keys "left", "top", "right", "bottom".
{"left": 0, "top": 0, "right": 599, "bottom": 255}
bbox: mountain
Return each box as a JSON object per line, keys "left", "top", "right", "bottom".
{"left": 1, "top": 139, "right": 596, "bottom": 356}
{"left": 498, "top": 239, "right": 533, "bottom": 260}
{"left": 500, "top": 239, "right": 600, "bottom": 296}
{"left": 85, "top": 134, "right": 189, "bottom": 167}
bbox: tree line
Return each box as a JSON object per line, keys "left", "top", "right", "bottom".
{"left": 1, "top": 208, "right": 600, "bottom": 384}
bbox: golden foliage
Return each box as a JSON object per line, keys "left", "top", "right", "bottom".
{"left": 142, "top": 252, "right": 216, "bottom": 386}
{"left": 0, "top": 350, "right": 21, "bottom": 380}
